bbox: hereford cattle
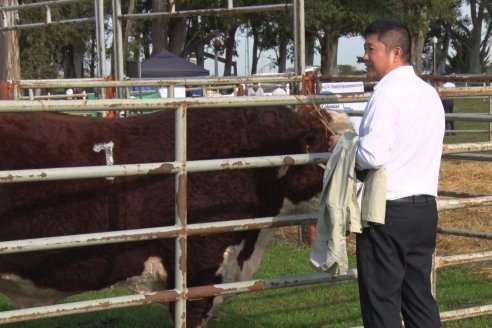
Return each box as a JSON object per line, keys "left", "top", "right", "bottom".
{"left": 0, "top": 106, "right": 348, "bottom": 327}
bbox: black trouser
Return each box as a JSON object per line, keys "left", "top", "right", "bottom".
{"left": 356, "top": 198, "right": 441, "bottom": 328}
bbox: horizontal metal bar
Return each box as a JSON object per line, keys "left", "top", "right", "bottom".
{"left": 437, "top": 226, "right": 492, "bottom": 240}
{"left": 435, "top": 251, "right": 492, "bottom": 268}
{"left": 122, "top": 4, "right": 293, "bottom": 20}
{"left": 0, "top": 289, "right": 178, "bottom": 324}
{"left": 21, "top": 93, "right": 88, "bottom": 100}
{"left": 0, "top": 153, "right": 329, "bottom": 183}
{"left": 440, "top": 304, "right": 492, "bottom": 322}
{"left": 0, "top": 213, "right": 317, "bottom": 254}
{"left": 1, "top": 141, "right": 489, "bottom": 184}
{"left": 16, "top": 75, "right": 301, "bottom": 88}
{"left": 442, "top": 142, "right": 492, "bottom": 154}
{"left": 1, "top": 0, "right": 91, "bottom": 11}
{"left": 443, "top": 153, "right": 492, "bottom": 161}
{"left": 320, "top": 74, "right": 492, "bottom": 83}
{"left": 0, "top": 95, "right": 366, "bottom": 112}
{"left": 1, "top": 17, "right": 94, "bottom": 32}
{"left": 445, "top": 113, "right": 492, "bottom": 122}
{"left": 438, "top": 190, "right": 492, "bottom": 198}
{"left": 438, "top": 86, "right": 492, "bottom": 97}
{"left": 355, "top": 303, "right": 492, "bottom": 326}
{"left": 437, "top": 195, "right": 492, "bottom": 211}
{"left": 445, "top": 130, "right": 490, "bottom": 133}
{"left": 0, "top": 197, "right": 489, "bottom": 256}
{"left": 0, "top": 269, "right": 356, "bottom": 324}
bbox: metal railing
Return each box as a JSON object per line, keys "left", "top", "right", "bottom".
{"left": 0, "top": 89, "right": 491, "bottom": 326}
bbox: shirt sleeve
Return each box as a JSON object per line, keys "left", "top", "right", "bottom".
{"left": 356, "top": 90, "right": 397, "bottom": 170}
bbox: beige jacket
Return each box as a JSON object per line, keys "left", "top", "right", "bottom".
{"left": 309, "top": 132, "right": 386, "bottom": 276}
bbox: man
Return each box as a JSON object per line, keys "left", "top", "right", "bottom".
{"left": 442, "top": 82, "right": 456, "bottom": 133}
{"left": 247, "top": 84, "right": 264, "bottom": 96}
{"left": 330, "top": 18, "right": 444, "bottom": 327}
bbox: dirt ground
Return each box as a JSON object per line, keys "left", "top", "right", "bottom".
{"left": 275, "top": 158, "right": 492, "bottom": 276}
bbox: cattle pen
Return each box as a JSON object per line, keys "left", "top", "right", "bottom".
{"left": 0, "top": 78, "right": 491, "bottom": 327}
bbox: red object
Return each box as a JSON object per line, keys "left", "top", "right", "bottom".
{"left": 309, "top": 225, "right": 317, "bottom": 244}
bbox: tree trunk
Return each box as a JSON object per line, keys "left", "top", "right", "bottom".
{"left": 123, "top": 0, "right": 136, "bottom": 60}
{"left": 169, "top": 18, "right": 187, "bottom": 55}
{"left": 251, "top": 26, "right": 259, "bottom": 75}
{"left": 151, "top": 0, "right": 168, "bottom": 55}
{"left": 277, "top": 30, "right": 288, "bottom": 73}
{"left": 468, "top": 0, "right": 483, "bottom": 74}
{"left": 305, "top": 31, "right": 315, "bottom": 67}
{"left": 224, "top": 22, "right": 239, "bottom": 76}
{"left": 63, "top": 45, "right": 77, "bottom": 79}
{"left": 89, "top": 31, "right": 97, "bottom": 78}
{"left": 319, "top": 31, "right": 338, "bottom": 75}
{"left": 411, "top": 30, "right": 425, "bottom": 74}
{"left": 0, "top": 0, "right": 21, "bottom": 99}
{"left": 437, "top": 24, "right": 452, "bottom": 74}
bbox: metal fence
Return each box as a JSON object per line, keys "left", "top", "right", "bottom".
{"left": 0, "top": 92, "right": 491, "bottom": 326}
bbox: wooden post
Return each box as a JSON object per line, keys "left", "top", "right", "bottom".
{"left": 0, "top": 0, "right": 21, "bottom": 100}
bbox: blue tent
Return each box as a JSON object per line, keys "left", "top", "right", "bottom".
{"left": 140, "top": 50, "right": 209, "bottom": 78}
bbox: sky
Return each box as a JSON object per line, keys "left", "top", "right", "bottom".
{"left": 204, "top": 34, "right": 366, "bottom": 76}
{"left": 204, "top": 2, "right": 471, "bottom": 77}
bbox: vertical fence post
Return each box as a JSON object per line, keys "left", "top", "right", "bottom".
{"left": 111, "top": 0, "right": 124, "bottom": 98}
{"left": 174, "top": 104, "right": 188, "bottom": 327}
{"left": 293, "top": 0, "right": 305, "bottom": 94}
{"left": 95, "top": 0, "right": 106, "bottom": 79}
{"left": 489, "top": 89, "right": 491, "bottom": 141}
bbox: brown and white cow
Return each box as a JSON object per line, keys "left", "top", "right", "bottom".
{"left": 0, "top": 106, "right": 346, "bottom": 327}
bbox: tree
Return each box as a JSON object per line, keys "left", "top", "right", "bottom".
{"left": 0, "top": 0, "right": 21, "bottom": 99}
{"left": 17, "top": 1, "right": 95, "bottom": 80}
{"left": 452, "top": 0, "right": 492, "bottom": 73}
{"left": 421, "top": 0, "right": 459, "bottom": 74}
{"left": 364, "top": 0, "right": 455, "bottom": 73}
{"left": 305, "top": 0, "right": 370, "bottom": 75}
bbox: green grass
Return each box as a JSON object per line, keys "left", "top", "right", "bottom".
{"left": 1, "top": 240, "right": 490, "bottom": 327}
{"left": 444, "top": 97, "right": 491, "bottom": 144}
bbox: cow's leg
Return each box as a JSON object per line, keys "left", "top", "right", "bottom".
{"left": 0, "top": 274, "right": 73, "bottom": 308}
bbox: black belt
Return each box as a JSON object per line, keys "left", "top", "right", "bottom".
{"left": 387, "top": 195, "right": 435, "bottom": 203}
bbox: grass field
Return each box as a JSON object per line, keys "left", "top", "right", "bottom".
{"left": 0, "top": 98, "right": 490, "bottom": 327}
{"left": 1, "top": 239, "right": 490, "bottom": 327}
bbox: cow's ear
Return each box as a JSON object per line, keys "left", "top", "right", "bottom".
{"left": 301, "top": 133, "right": 318, "bottom": 154}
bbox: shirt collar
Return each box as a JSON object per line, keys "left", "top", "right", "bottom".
{"left": 374, "top": 65, "right": 415, "bottom": 90}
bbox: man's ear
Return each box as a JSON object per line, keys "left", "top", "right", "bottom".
{"left": 393, "top": 46, "right": 403, "bottom": 63}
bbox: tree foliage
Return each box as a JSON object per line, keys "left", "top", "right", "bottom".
{"left": 17, "top": 0, "right": 95, "bottom": 79}
{"left": 3, "top": 0, "right": 491, "bottom": 79}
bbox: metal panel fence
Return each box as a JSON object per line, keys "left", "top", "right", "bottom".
{"left": 0, "top": 95, "right": 491, "bottom": 326}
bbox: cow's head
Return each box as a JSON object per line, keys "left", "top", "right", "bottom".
{"left": 280, "top": 108, "right": 355, "bottom": 204}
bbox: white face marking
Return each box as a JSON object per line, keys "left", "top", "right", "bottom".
{"left": 116, "top": 256, "right": 168, "bottom": 293}
{"left": 207, "top": 196, "right": 322, "bottom": 320}
{"left": 93, "top": 141, "right": 115, "bottom": 180}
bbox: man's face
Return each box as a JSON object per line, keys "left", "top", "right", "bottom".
{"left": 363, "top": 33, "right": 396, "bottom": 80}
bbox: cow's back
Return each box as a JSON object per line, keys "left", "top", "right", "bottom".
{"left": 0, "top": 107, "right": 332, "bottom": 327}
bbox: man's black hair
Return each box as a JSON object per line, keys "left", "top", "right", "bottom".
{"left": 364, "top": 18, "right": 412, "bottom": 63}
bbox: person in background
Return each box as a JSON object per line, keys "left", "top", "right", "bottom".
{"left": 442, "top": 82, "right": 456, "bottom": 133}
{"left": 272, "top": 87, "right": 287, "bottom": 96}
{"left": 236, "top": 84, "right": 246, "bottom": 96}
{"left": 329, "top": 18, "right": 444, "bottom": 328}
{"left": 247, "top": 84, "right": 264, "bottom": 96}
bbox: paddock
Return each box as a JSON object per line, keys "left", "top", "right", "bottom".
{"left": 0, "top": 81, "right": 491, "bottom": 326}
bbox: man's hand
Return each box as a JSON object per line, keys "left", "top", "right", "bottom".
{"left": 328, "top": 134, "right": 340, "bottom": 152}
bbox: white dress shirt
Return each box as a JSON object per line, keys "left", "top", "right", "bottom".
{"left": 356, "top": 66, "right": 445, "bottom": 200}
